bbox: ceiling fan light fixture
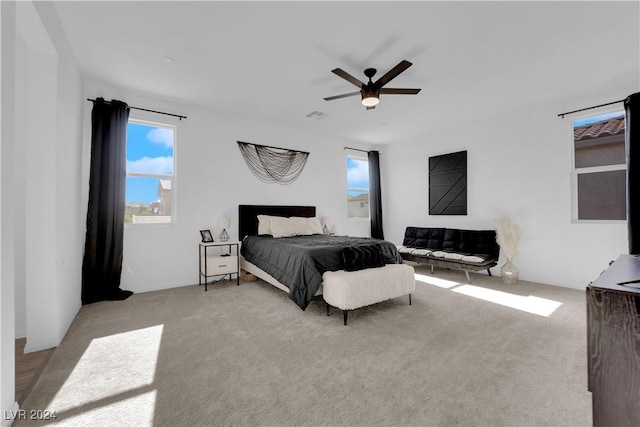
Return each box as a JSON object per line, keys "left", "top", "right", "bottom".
{"left": 325, "top": 60, "right": 419, "bottom": 109}
{"left": 361, "top": 95, "right": 379, "bottom": 107}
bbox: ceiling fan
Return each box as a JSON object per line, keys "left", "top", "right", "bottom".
{"left": 323, "top": 59, "right": 421, "bottom": 110}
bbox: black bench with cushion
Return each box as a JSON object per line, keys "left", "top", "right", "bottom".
{"left": 398, "top": 226, "right": 500, "bottom": 281}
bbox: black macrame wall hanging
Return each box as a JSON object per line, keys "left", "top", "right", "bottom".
{"left": 237, "top": 141, "right": 310, "bottom": 184}
{"left": 429, "top": 150, "right": 467, "bottom": 215}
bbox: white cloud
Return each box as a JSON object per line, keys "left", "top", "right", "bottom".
{"left": 347, "top": 160, "right": 369, "bottom": 187}
{"left": 146, "top": 128, "right": 174, "bottom": 148}
{"left": 127, "top": 156, "right": 173, "bottom": 175}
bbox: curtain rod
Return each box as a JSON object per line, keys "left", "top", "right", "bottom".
{"left": 87, "top": 98, "right": 187, "bottom": 120}
{"left": 344, "top": 147, "right": 370, "bottom": 153}
{"left": 238, "top": 141, "right": 310, "bottom": 155}
{"left": 557, "top": 98, "right": 626, "bottom": 118}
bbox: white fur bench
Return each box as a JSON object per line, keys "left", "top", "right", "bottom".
{"left": 322, "top": 264, "right": 416, "bottom": 325}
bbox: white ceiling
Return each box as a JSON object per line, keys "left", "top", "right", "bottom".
{"left": 52, "top": 1, "right": 638, "bottom": 145}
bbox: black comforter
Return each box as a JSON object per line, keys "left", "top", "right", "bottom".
{"left": 241, "top": 234, "right": 403, "bottom": 310}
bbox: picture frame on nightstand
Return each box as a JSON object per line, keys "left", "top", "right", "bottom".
{"left": 200, "top": 229, "right": 214, "bottom": 243}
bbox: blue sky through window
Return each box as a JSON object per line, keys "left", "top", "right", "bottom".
{"left": 126, "top": 122, "right": 174, "bottom": 204}
{"left": 347, "top": 157, "right": 369, "bottom": 196}
{"left": 126, "top": 177, "right": 161, "bottom": 204}
{"left": 573, "top": 111, "right": 624, "bottom": 127}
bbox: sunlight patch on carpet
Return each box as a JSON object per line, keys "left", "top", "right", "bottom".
{"left": 58, "top": 390, "right": 157, "bottom": 426}
{"left": 49, "top": 324, "right": 163, "bottom": 414}
{"left": 452, "top": 285, "right": 563, "bottom": 317}
{"left": 414, "top": 273, "right": 460, "bottom": 288}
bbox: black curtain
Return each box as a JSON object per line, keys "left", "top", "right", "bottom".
{"left": 81, "top": 98, "right": 133, "bottom": 304}
{"left": 368, "top": 150, "right": 384, "bottom": 239}
{"left": 626, "top": 92, "right": 640, "bottom": 255}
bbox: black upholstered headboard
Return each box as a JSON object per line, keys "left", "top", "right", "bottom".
{"left": 238, "top": 205, "right": 316, "bottom": 239}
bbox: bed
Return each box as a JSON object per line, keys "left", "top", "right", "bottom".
{"left": 239, "top": 205, "right": 405, "bottom": 311}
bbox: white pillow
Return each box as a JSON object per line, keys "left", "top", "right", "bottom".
{"left": 443, "top": 252, "right": 464, "bottom": 260}
{"left": 258, "top": 215, "right": 323, "bottom": 237}
{"left": 257, "top": 215, "right": 285, "bottom": 235}
{"left": 306, "top": 217, "right": 323, "bottom": 235}
{"left": 270, "top": 216, "right": 304, "bottom": 238}
{"left": 289, "top": 217, "right": 312, "bottom": 236}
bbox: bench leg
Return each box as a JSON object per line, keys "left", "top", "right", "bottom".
{"left": 465, "top": 270, "right": 471, "bottom": 282}
{"left": 343, "top": 310, "right": 348, "bottom": 326}
{"left": 487, "top": 268, "right": 492, "bottom": 276}
{"left": 430, "top": 265, "right": 434, "bottom": 274}
{"left": 327, "top": 303, "right": 330, "bottom": 316}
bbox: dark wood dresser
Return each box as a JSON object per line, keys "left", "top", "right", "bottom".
{"left": 587, "top": 254, "right": 640, "bottom": 426}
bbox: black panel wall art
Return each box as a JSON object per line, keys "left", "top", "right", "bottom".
{"left": 429, "top": 150, "right": 467, "bottom": 215}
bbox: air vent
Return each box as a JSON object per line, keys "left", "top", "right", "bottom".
{"left": 306, "top": 110, "right": 328, "bottom": 120}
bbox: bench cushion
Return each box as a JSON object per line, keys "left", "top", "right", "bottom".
{"left": 322, "top": 264, "right": 415, "bottom": 310}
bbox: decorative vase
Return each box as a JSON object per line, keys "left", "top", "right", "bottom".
{"left": 501, "top": 258, "right": 519, "bottom": 284}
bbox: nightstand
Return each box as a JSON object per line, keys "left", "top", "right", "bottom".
{"left": 199, "top": 241, "right": 240, "bottom": 291}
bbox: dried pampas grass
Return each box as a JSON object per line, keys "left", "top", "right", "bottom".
{"left": 496, "top": 217, "right": 521, "bottom": 260}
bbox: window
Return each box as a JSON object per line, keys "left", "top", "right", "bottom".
{"left": 125, "top": 120, "right": 175, "bottom": 224}
{"left": 572, "top": 111, "right": 626, "bottom": 221}
{"left": 346, "top": 155, "right": 369, "bottom": 218}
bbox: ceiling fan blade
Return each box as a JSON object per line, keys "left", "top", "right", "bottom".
{"left": 324, "top": 91, "right": 361, "bottom": 101}
{"left": 331, "top": 68, "right": 364, "bottom": 88}
{"left": 374, "top": 60, "right": 413, "bottom": 88}
{"left": 380, "top": 88, "right": 421, "bottom": 95}
{"left": 366, "top": 105, "right": 376, "bottom": 110}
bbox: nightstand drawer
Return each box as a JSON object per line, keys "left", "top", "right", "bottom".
{"left": 201, "top": 255, "right": 238, "bottom": 275}
{"left": 199, "top": 241, "right": 240, "bottom": 290}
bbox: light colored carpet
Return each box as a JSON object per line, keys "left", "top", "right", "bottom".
{"left": 17, "top": 266, "right": 591, "bottom": 426}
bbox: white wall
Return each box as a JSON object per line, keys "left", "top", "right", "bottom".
{"left": 12, "top": 1, "right": 84, "bottom": 351}
{"left": 22, "top": 32, "right": 59, "bottom": 352}
{"left": 380, "top": 0, "right": 640, "bottom": 290}
{"left": 1, "top": 1, "right": 19, "bottom": 423}
{"left": 42, "top": 0, "right": 85, "bottom": 350}
{"left": 84, "top": 79, "right": 372, "bottom": 294}
{"left": 1, "top": 1, "right": 84, "bottom": 419}
{"left": 382, "top": 94, "right": 638, "bottom": 290}
{"left": 13, "top": 19, "right": 27, "bottom": 342}
{"left": 88, "top": 4, "right": 640, "bottom": 295}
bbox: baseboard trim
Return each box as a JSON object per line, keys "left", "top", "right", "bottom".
{"left": 23, "top": 341, "right": 56, "bottom": 354}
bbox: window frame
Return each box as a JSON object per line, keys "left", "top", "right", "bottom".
{"left": 346, "top": 153, "right": 370, "bottom": 220}
{"left": 570, "top": 106, "right": 626, "bottom": 224}
{"left": 125, "top": 118, "right": 177, "bottom": 226}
